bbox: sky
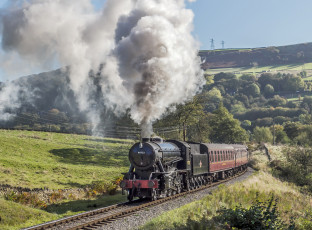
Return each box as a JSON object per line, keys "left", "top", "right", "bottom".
{"left": 0, "top": 0, "right": 311, "bottom": 80}
{"left": 92, "top": 0, "right": 312, "bottom": 50}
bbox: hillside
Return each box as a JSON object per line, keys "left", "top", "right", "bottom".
{"left": 0, "top": 130, "right": 131, "bottom": 189}
{"left": 200, "top": 42, "right": 312, "bottom": 69}
{"left": 141, "top": 145, "right": 312, "bottom": 229}
{"left": 1, "top": 42, "right": 312, "bottom": 140}
{"left": 0, "top": 130, "right": 132, "bottom": 229}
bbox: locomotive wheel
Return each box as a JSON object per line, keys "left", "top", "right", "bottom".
{"left": 127, "top": 189, "right": 134, "bottom": 201}
{"left": 152, "top": 190, "right": 157, "bottom": 201}
{"left": 186, "top": 180, "right": 190, "bottom": 191}
{"left": 127, "top": 194, "right": 133, "bottom": 201}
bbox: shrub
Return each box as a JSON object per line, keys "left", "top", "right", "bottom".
{"left": 5, "top": 192, "right": 47, "bottom": 209}
{"left": 271, "top": 148, "right": 312, "bottom": 192}
{"left": 215, "top": 195, "right": 295, "bottom": 230}
{"left": 90, "top": 178, "right": 121, "bottom": 195}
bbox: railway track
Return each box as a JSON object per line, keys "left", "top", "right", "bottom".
{"left": 23, "top": 169, "right": 247, "bottom": 230}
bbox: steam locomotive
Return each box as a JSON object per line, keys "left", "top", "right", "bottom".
{"left": 119, "top": 137, "right": 248, "bottom": 201}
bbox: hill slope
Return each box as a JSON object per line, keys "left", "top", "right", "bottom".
{"left": 200, "top": 42, "right": 312, "bottom": 69}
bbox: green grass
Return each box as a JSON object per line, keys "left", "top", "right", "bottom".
{"left": 0, "top": 129, "right": 133, "bottom": 189}
{"left": 0, "top": 129, "right": 133, "bottom": 229}
{"left": 0, "top": 197, "right": 58, "bottom": 230}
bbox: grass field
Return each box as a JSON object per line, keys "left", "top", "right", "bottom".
{"left": 0, "top": 129, "right": 133, "bottom": 229}
{"left": 141, "top": 146, "right": 312, "bottom": 230}
{"left": 0, "top": 129, "right": 133, "bottom": 189}
{"left": 205, "top": 62, "right": 312, "bottom": 76}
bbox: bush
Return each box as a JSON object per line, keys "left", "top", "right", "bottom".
{"left": 215, "top": 195, "right": 295, "bottom": 230}
{"left": 271, "top": 148, "right": 312, "bottom": 192}
{"left": 90, "top": 177, "right": 121, "bottom": 195}
{"left": 5, "top": 192, "right": 47, "bottom": 209}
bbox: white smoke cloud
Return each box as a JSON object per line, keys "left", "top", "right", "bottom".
{"left": 0, "top": 0, "right": 204, "bottom": 137}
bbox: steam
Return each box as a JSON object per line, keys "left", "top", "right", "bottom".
{"left": 0, "top": 0, "right": 204, "bottom": 137}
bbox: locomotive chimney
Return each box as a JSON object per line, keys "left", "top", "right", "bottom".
{"left": 142, "top": 137, "right": 150, "bottom": 143}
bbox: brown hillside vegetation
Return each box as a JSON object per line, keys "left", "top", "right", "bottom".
{"left": 200, "top": 42, "right": 312, "bottom": 69}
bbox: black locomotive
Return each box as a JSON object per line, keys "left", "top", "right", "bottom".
{"left": 120, "top": 137, "right": 248, "bottom": 201}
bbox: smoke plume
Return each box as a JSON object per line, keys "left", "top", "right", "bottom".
{"left": 0, "top": 0, "right": 204, "bottom": 137}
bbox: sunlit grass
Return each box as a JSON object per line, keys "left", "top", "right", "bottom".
{"left": 0, "top": 129, "right": 133, "bottom": 229}
{"left": 0, "top": 129, "right": 133, "bottom": 189}
{"left": 205, "top": 62, "right": 312, "bottom": 75}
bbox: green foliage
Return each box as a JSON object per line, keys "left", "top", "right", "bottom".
{"left": 245, "top": 83, "right": 261, "bottom": 97}
{"left": 267, "top": 95, "right": 287, "bottom": 107}
{"left": 236, "top": 107, "right": 307, "bottom": 121}
{"left": 284, "top": 122, "right": 301, "bottom": 140}
{"left": 200, "top": 87, "right": 223, "bottom": 112}
{"left": 230, "top": 102, "right": 246, "bottom": 114}
{"left": 271, "top": 148, "right": 312, "bottom": 193}
{"left": 258, "top": 73, "right": 304, "bottom": 92}
{"left": 241, "top": 120, "right": 252, "bottom": 129}
{"left": 254, "top": 117, "right": 273, "bottom": 127}
{"left": 275, "top": 129, "right": 290, "bottom": 144}
{"left": 301, "top": 96, "right": 312, "bottom": 113}
{"left": 209, "top": 103, "right": 248, "bottom": 143}
{"left": 253, "top": 126, "right": 273, "bottom": 143}
{"left": 264, "top": 84, "right": 275, "bottom": 97}
{"left": 215, "top": 195, "right": 294, "bottom": 230}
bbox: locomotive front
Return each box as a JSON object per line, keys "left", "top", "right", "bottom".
{"left": 128, "top": 141, "right": 159, "bottom": 170}
{"left": 120, "top": 138, "right": 183, "bottom": 201}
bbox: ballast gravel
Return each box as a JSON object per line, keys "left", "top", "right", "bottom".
{"left": 99, "top": 167, "right": 254, "bottom": 230}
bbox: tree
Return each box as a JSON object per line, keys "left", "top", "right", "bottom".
{"left": 263, "top": 84, "right": 274, "bottom": 97}
{"left": 252, "top": 127, "right": 273, "bottom": 143}
{"left": 241, "top": 120, "right": 251, "bottom": 130}
{"left": 174, "top": 97, "right": 206, "bottom": 141}
{"left": 245, "top": 83, "right": 260, "bottom": 97}
{"left": 209, "top": 103, "right": 248, "bottom": 143}
{"left": 230, "top": 102, "right": 246, "bottom": 114}
{"left": 240, "top": 74, "right": 256, "bottom": 83}
{"left": 301, "top": 96, "right": 312, "bottom": 113}
{"left": 283, "top": 122, "right": 301, "bottom": 140}
{"left": 282, "top": 74, "right": 304, "bottom": 92}
{"left": 267, "top": 95, "right": 286, "bottom": 107}
{"left": 199, "top": 87, "right": 223, "bottom": 112}
{"left": 186, "top": 113, "right": 211, "bottom": 143}
{"left": 270, "top": 124, "right": 289, "bottom": 144}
